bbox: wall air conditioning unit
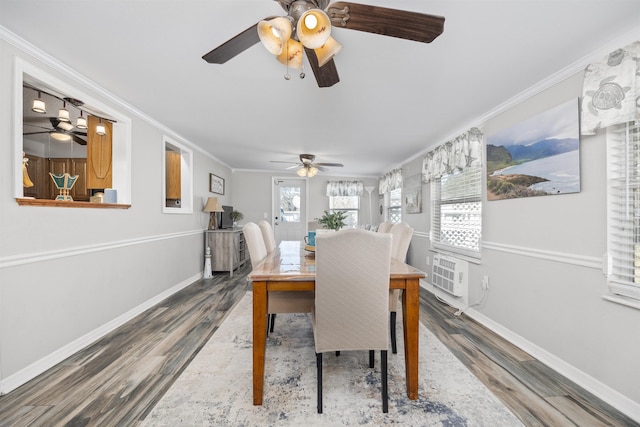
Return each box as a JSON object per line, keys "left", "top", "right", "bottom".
{"left": 432, "top": 253, "right": 468, "bottom": 297}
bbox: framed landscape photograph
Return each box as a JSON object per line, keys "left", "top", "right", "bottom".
{"left": 486, "top": 98, "right": 580, "bottom": 201}
{"left": 210, "top": 173, "right": 224, "bottom": 195}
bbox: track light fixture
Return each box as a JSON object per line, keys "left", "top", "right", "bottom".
{"left": 76, "top": 111, "right": 87, "bottom": 129}
{"left": 96, "top": 118, "right": 106, "bottom": 136}
{"left": 58, "top": 101, "right": 70, "bottom": 122}
{"left": 32, "top": 91, "right": 46, "bottom": 114}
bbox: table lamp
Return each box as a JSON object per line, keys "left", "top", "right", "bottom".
{"left": 204, "top": 197, "right": 224, "bottom": 229}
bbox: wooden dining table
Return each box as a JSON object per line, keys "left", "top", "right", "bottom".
{"left": 248, "top": 240, "right": 426, "bottom": 405}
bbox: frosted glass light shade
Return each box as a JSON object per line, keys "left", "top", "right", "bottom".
{"left": 315, "top": 36, "right": 342, "bottom": 67}
{"left": 51, "top": 132, "right": 71, "bottom": 141}
{"left": 307, "top": 166, "right": 319, "bottom": 177}
{"left": 76, "top": 112, "right": 87, "bottom": 129}
{"left": 276, "top": 39, "right": 303, "bottom": 70}
{"left": 258, "top": 17, "right": 293, "bottom": 55}
{"left": 58, "top": 107, "right": 70, "bottom": 122}
{"left": 297, "top": 9, "right": 331, "bottom": 49}
{"left": 32, "top": 98, "right": 46, "bottom": 114}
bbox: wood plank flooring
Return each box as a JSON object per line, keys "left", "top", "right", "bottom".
{"left": 0, "top": 265, "right": 637, "bottom": 426}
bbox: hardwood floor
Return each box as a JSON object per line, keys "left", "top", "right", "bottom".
{"left": 0, "top": 265, "right": 637, "bottom": 426}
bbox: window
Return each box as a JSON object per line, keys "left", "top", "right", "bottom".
{"left": 387, "top": 188, "right": 402, "bottom": 224}
{"left": 15, "top": 58, "right": 132, "bottom": 206}
{"left": 163, "top": 136, "right": 193, "bottom": 213}
{"left": 329, "top": 196, "right": 359, "bottom": 228}
{"left": 606, "top": 121, "right": 640, "bottom": 301}
{"left": 431, "top": 164, "right": 482, "bottom": 258}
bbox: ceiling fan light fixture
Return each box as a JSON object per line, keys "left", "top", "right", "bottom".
{"left": 58, "top": 101, "right": 70, "bottom": 122}
{"left": 50, "top": 132, "right": 72, "bottom": 142}
{"left": 307, "top": 166, "right": 319, "bottom": 177}
{"left": 315, "top": 36, "right": 343, "bottom": 67}
{"left": 296, "top": 166, "right": 308, "bottom": 177}
{"left": 57, "top": 121, "right": 74, "bottom": 132}
{"left": 297, "top": 9, "right": 331, "bottom": 49}
{"left": 76, "top": 111, "right": 87, "bottom": 129}
{"left": 32, "top": 92, "right": 46, "bottom": 113}
{"left": 276, "top": 38, "right": 303, "bottom": 69}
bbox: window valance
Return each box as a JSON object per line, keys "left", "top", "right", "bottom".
{"left": 378, "top": 169, "right": 403, "bottom": 194}
{"left": 421, "top": 127, "right": 483, "bottom": 183}
{"left": 581, "top": 40, "right": 640, "bottom": 135}
{"left": 326, "top": 180, "right": 364, "bottom": 197}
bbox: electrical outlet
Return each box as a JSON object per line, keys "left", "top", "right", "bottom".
{"left": 482, "top": 275, "right": 489, "bottom": 290}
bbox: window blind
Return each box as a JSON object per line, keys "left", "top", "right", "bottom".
{"left": 607, "top": 121, "right": 640, "bottom": 300}
{"left": 431, "top": 164, "right": 482, "bottom": 258}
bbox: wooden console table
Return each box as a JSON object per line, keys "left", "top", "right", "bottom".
{"left": 205, "top": 228, "right": 247, "bottom": 276}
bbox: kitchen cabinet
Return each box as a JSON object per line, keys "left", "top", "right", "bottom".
{"left": 205, "top": 228, "right": 247, "bottom": 277}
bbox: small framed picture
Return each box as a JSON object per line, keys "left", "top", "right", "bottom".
{"left": 210, "top": 173, "right": 224, "bottom": 195}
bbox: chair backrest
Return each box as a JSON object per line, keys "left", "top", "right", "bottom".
{"left": 314, "top": 229, "right": 392, "bottom": 353}
{"left": 242, "top": 222, "right": 268, "bottom": 269}
{"left": 258, "top": 220, "right": 277, "bottom": 253}
{"left": 377, "top": 221, "right": 393, "bottom": 234}
{"left": 389, "top": 222, "right": 413, "bottom": 262}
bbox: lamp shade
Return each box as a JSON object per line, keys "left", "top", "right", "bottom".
{"left": 297, "top": 9, "right": 331, "bottom": 49}
{"left": 32, "top": 95, "right": 46, "bottom": 114}
{"left": 307, "top": 166, "right": 319, "bottom": 177}
{"left": 315, "top": 36, "right": 343, "bottom": 67}
{"left": 204, "top": 197, "right": 224, "bottom": 212}
{"left": 276, "top": 38, "right": 303, "bottom": 70}
{"left": 58, "top": 106, "right": 70, "bottom": 122}
{"left": 76, "top": 112, "right": 87, "bottom": 129}
{"left": 297, "top": 166, "right": 307, "bottom": 177}
{"left": 257, "top": 17, "right": 292, "bottom": 55}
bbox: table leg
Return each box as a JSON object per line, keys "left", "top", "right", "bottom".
{"left": 402, "top": 278, "right": 420, "bottom": 399}
{"left": 253, "top": 281, "right": 268, "bottom": 405}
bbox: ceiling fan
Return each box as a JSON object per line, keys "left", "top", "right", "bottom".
{"left": 271, "top": 153, "right": 344, "bottom": 176}
{"left": 202, "top": 0, "right": 445, "bottom": 87}
{"left": 24, "top": 117, "right": 88, "bottom": 145}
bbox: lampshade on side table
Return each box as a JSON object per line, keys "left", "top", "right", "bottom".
{"left": 204, "top": 197, "right": 224, "bottom": 229}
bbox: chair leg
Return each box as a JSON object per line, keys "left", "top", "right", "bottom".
{"left": 335, "top": 351, "right": 340, "bottom": 356}
{"left": 316, "top": 353, "right": 323, "bottom": 414}
{"left": 390, "top": 311, "right": 397, "bottom": 354}
{"left": 269, "top": 313, "right": 276, "bottom": 333}
{"left": 369, "top": 350, "right": 374, "bottom": 368}
{"left": 381, "top": 350, "right": 388, "bottom": 413}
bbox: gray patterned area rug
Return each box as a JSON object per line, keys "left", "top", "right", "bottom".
{"left": 142, "top": 292, "right": 522, "bottom": 426}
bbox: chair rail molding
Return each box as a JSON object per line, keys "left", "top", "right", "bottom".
{"left": 0, "top": 230, "right": 203, "bottom": 269}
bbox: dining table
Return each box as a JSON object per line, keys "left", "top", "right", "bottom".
{"left": 248, "top": 240, "right": 426, "bottom": 405}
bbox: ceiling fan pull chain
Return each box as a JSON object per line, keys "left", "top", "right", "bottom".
{"left": 299, "top": 60, "right": 305, "bottom": 80}
{"left": 284, "top": 41, "right": 291, "bottom": 80}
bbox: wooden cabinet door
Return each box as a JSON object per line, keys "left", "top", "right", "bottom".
{"left": 165, "top": 150, "right": 181, "bottom": 200}
{"left": 87, "top": 115, "right": 113, "bottom": 189}
{"left": 23, "top": 154, "right": 49, "bottom": 199}
{"left": 71, "top": 158, "right": 89, "bottom": 201}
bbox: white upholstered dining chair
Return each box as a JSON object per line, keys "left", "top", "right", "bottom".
{"left": 258, "top": 220, "right": 277, "bottom": 253}
{"left": 377, "top": 221, "right": 393, "bottom": 233}
{"left": 381, "top": 222, "right": 414, "bottom": 354}
{"left": 313, "top": 229, "right": 392, "bottom": 413}
{"left": 243, "top": 222, "right": 314, "bottom": 334}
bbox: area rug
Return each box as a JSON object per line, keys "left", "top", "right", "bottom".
{"left": 141, "top": 292, "right": 522, "bottom": 426}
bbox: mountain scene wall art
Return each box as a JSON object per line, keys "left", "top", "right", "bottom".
{"left": 486, "top": 98, "right": 580, "bottom": 201}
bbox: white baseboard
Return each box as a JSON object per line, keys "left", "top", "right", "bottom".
{"left": 0, "top": 273, "right": 201, "bottom": 395}
{"left": 462, "top": 305, "right": 640, "bottom": 423}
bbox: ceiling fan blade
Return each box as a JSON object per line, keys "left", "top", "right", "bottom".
{"left": 202, "top": 17, "right": 276, "bottom": 64}
{"left": 315, "top": 162, "right": 344, "bottom": 167}
{"left": 327, "top": 2, "right": 444, "bottom": 44}
{"left": 316, "top": 165, "right": 329, "bottom": 172}
{"left": 70, "top": 134, "right": 87, "bottom": 145}
{"left": 304, "top": 48, "right": 340, "bottom": 88}
{"left": 270, "top": 160, "right": 301, "bottom": 165}
{"left": 285, "top": 165, "right": 301, "bottom": 170}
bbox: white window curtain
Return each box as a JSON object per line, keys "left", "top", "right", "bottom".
{"left": 581, "top": 40, "right": 640, "bottom": 136}
{"left": 421, "top": 127, "right": 483, "bottom": 183}
{"left": 326, "top": 180, "right": 364, "bottom": 197}
{"left": 378, "top": 169, "right": 403, "bottom": 194}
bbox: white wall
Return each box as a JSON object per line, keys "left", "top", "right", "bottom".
{"left": 0, "top": 37, "right": 231, "bottom": 392}
{"left": 231, "top": 171, "right": 379, "bottom": 228}
{"left": 399, "top": 72, "right": 640, "bottom": 418}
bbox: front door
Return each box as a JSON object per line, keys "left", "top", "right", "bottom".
{"left": 273, "top": 178, "right": 307, "bottom": 244}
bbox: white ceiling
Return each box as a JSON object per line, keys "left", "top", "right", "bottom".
{"left": 3, "top": 0, "right": 640, "bottom": 177}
